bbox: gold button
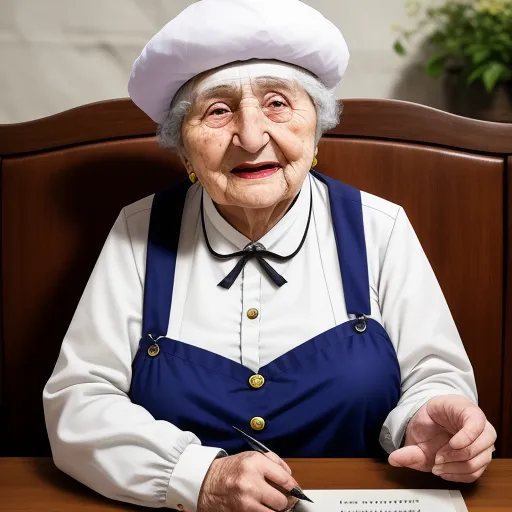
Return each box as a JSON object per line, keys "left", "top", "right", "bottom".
{"left": 250, "top": 417, "right": 266, "bottom": 431}
{"left": 147, "top": 344, "right": 160, "bottom": 357}
{"left": 249, "top": 374, "right": 265, "bottom": 389}
{"left": 247, "top": 308, "right": 259, "bottom": 320}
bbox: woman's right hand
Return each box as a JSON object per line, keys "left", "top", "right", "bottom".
{"left": 197, "top": 451, "right": 300, "bottom": 512}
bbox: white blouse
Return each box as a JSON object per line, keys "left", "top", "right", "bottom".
{"left": 43, "top": 173, "right": 477, "bottom": 511}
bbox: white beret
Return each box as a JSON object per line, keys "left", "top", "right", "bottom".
{"left": 128, "top": 0, "right": 350, "bottom": 123}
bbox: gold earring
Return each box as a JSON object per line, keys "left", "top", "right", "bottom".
{"left": 312, "top": 156, "right": 318, "bottom": 169}
{"left": 188, "top": 172, "right": 197, "bottom": 184}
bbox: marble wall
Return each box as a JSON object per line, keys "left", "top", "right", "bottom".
{"left": 0, "top": 0, "right": 445, "bottom": 123}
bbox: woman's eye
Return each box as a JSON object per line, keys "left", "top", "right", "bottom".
{"left": 210, "top": 108, "right": 229, "bottom": 116}
{"left": 203, "top": 103, "right": 232, "bottom": 128}
{"left": 263, "top": 96, "right": 292, "bottom": 123}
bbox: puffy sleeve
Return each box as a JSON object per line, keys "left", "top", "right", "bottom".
{"left": 43, "top": 208, "right": 224, "bottom": 510}
{"left": 378, "top": 207, "right": 477, "bottom": 454}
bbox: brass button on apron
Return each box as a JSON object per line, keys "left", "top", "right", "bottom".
{"left": 147, "top": 344, "right": 160, "bottom": 357}
{"left": 249, "top": 374, "right": 265, "bottom": 389}
{"left": 247, "top": 308, "right": 259, "bottom": 320}
{"left": 250, "top": 417, "right": 266, "bottom": 431}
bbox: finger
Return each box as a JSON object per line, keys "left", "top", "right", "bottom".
{"left": 261, "top": 484, "right": 290, "bottom": 512}
{"left": 448, "top": 405, "right": 486, "bottom": 451}
{"left": 234, "top": 488, "right": 284, "bottom": 512}
{"left": 263, "top": 494, "right": 297, "bottom": 512}
{"left": 438, "top": 465, "right": 487, "bottom": 484}
{"left": 287, "top": 497, "right": 299, "bottom": 511}
{"left": 265, "top": 479, "right": 300, "bottom": 506}
{"left": 233, "top": 494, "right": 270, "bottom": 512}
{"left": 252, "top": 505, "right": 283, "bottom": 512}
{"left": 265, "top": 452, "right": 293, "bottom": 475}
{"left": 432, "top": 446, "right": 493, "bottom": 476}
{"left": 436, "top": 422, "right": 497, "bottom": 464}
{"left": 260, "top": 459, "right": 299, "bottom": 491}
{"left": 388, "top": 445, "right": 429, "bottom": 471}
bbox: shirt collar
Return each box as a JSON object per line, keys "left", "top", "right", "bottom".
{"left": 202, "top": 173, "right": 312, "bottom": 254}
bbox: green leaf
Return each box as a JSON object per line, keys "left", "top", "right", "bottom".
{"left": 483, "top": 61, "right": 512, "bottom": 92}
{"left": 393, "top": 40, "right": 407, "bottom": 56}
{"left": 472, "top": 49, "right": 491, "bottom": 65}
{"left": 497, "top": 33, "right": 512, "bottom": 46}
{"left": 502, "top": 67, "right": 512, "bottom": 81}
{"left": 466, "top": 43, "right": 487, "bottom": 54}
{"left": 466, "top": 64, "right": 487, "bottom": 85}
{"left": 426, "top": 54, "right": 448, "bottom": 78}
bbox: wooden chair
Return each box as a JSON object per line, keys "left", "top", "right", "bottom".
{"left": 0, "top": 99, "right": 511, "bottom": 457}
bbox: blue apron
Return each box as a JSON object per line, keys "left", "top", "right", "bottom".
{"left": 129, "top": 172, "right": 401, "bottom": 458}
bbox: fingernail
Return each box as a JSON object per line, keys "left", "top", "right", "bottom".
{"left": 432, "top": 465, "right": 442, "bottom": 475}
{"left": 435, "top": 455, "right": 444, "bottom": 465}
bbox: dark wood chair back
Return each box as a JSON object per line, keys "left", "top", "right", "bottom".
{"left": 1, "top": 99, "right": 511, "bottom": 456}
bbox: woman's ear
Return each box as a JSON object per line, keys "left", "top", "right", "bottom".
{"left": 180, "top": 153, "right": 194, "bottom": 174}
{"left": 314, "top": 147, "right": 318, "bottom": 157}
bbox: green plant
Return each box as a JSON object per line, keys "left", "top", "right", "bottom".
{"left": 393, "top": 0, "right": 512, "bottom": 92}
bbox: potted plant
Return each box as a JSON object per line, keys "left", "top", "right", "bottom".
{"left": 393, "top": 0, "right": 512, "bottom": 122}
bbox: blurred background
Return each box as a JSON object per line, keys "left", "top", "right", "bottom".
{"left": 0, "top": 0, "right": 510, "bottom": 124}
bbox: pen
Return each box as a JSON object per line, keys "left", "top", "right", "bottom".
{"left": 232, "top": 426, "right": 314, "bottom": 503}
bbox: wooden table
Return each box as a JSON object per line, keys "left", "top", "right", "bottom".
{"left": 0, "top": 458, "right": 511, "bottom": 511}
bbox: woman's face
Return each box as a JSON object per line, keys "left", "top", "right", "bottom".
{"left": 181, "top": 64, "right": 317, "bottom": 209}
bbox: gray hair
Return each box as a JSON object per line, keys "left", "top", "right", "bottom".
{"left": 156, "top": 65, "right": 342, "bottom": 150}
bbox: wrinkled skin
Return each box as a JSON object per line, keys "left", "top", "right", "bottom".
{"left": 198, "top": 451, "right": 299, "bottom": 512}
{"left": 389, "top": 395, "right": 496, "bottom": 483}
{"left": 181, "top": 74, "right": 317, "bottom": 241}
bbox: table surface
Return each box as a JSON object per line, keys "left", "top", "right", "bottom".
{"left": 0, "top": 458, "right": 511, "bottom": 511}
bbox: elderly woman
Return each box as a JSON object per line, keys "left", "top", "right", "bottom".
{"left": 43, "top": 0, "right": 496, "bottom": 511}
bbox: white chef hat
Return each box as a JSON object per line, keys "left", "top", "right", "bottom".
{"left": 128, "top": 0, "right": 350, "bottom": 124}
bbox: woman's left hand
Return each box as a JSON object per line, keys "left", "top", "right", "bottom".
{"left": 388, "top": 395, "right": 497, "bottom": 482}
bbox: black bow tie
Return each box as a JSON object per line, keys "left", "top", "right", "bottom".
{"left": 201, "top": 187, "right": 313, "bottom": 289}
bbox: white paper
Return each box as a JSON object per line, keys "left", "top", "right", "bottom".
{"left": 296, "top": 489, "right": 468, "bottom": 512}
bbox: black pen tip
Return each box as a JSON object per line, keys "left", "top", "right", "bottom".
{"left": 290, "top": 488, "right": 314, "bottom": 503}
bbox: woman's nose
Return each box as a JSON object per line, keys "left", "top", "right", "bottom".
{"left": 232, "top": 106, "right": 270, "bottom": 153}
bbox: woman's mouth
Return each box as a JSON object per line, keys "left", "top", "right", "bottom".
{"left": 231, "top": 163, "right": 281, "bottom": 180}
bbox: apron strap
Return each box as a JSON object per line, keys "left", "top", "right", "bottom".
{"left": 142, "top": 179, "right": 192, "bottom": 338}
{"left": 311, "top": 171, "right": 371, "bottom": 316}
